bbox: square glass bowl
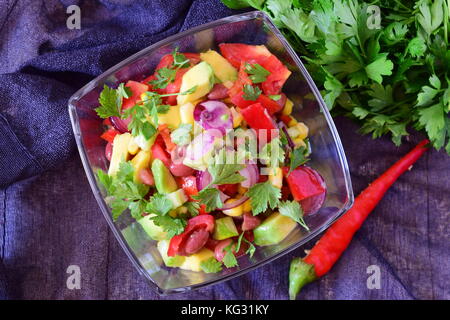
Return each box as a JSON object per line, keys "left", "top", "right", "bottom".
{"left": 68, "top": 11, "right": 354, "bottom": 294}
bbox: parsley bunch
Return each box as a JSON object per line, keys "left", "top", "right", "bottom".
{"left": 222, "top": 0, "right": 450, "bottom": 154}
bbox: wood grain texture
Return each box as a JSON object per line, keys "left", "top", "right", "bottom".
{"left": 0, "top": 117, "right": 449, "bottom": 300}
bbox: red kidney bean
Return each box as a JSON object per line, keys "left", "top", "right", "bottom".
{"left": 169, "top": 162, "right": 194, "bottom": 177}
{"left": 184, "top": 229, "right": 209, "bottom": 255}
{"left": 242, "top": 212, "right": 261, "bottom": 231}
{"left": 138, "top": 168, "right": 154, "bottom": 186}
{"left": 207, "top": 83, "right": 229, "bottom": 100}
{"left": 105, "top": 142, "right": 113, "bottom": 161}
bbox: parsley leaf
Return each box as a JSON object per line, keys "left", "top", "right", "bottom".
{"left": 185, "top": 201, "right": 200, "bottom": 216}
{"left": 278, "top": 200, "right": 309, "bottom": 231}
{"left": 259, "top": 137, "right": 285, "bottom": 169}
{"left": 235, "top": 232, "right": 256, "bottom": 258}
{"left": 192, "top": 188, "right": 223, "bottom": 212}
{"left": 289, "top": 145, "right": 310, "bottom": 174}
{"left": 242, "top": 84, "right": 262, "bottom": 101}
{"left": 246, "top": 181, "right": 281, "bottom": 216}
{"left": 97, "top": 162, "right": 149, "bottom": 221}
{"left": 146, "top": 194, "right": 173, "bottom": 216}
{"left": 208, "top": 149, "right": 246, "bottom": 185}
{"left": 151, "top": 215, "right": 187, "bottom": 238}
{"left": 244, "top": 62, "right": 271, "bottom": 83}
{"left": 223, "top": 244, "right": 238, "bottom": 268}
{"left": 200, "top": 257, "right": 223, "bottom": 273}
{"left": 95, "top": 85, "right": 122, "bottom": 118}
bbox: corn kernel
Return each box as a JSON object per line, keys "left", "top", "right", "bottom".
{"left": 268, "top": 167, "right": 283, "bottom": 189}
{"left": 287, "top": 116, "right": 298, "bottom": 127}
{"left": 243, "top": 199, "right": 252, "bottom": 213}
{"left": 222, "top": 198, "right": 244, "bottom": 217}
{"left": 282, "top": 98, "right": 294, "bottom": 116}
{"left": 238, "top": 185, "right": 248, "bottom": 195}
{"left": 296, "top": 122, "right": 309, "bottom": 140}
{"left": 127, "top": 137, "right": 140, "bottom": 155}
{"left": 230, "top": 107, "right": 243, "bottom": 128}
{"left": 293, "top": 137, "right": 306, "bottom": 148}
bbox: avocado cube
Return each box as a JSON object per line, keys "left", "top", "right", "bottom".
{"left": 177, "top": 62, "right": 214, "bottom": 105}
{"left": 157, "top": 239, "right": 185, "bottom": 267}
{"left": 254, "top": 212, "right": 298, "bottom": 246}
{"left": 151, "top": 159, "right": 178, "bottom": 194}
{"left": 213, "top": 216, "right": 239, "bottom": 240}
{"left": 138, "top": 214, "right": 167, "bottom": 241}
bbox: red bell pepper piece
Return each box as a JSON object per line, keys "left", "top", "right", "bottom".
{"left": 100, "top": 128, "right": 120, "bottom": 143}
{"left": 283, "top": 166, "right": 326, "bottom": 201}
{"left": 180, "top": 176, "right": 208, "bottom": 215}
{"left": 240, "top": 102, "right": 278, "bottom": 142}
{"left": 168, "top": 215, "right": 215, "bottom": 256}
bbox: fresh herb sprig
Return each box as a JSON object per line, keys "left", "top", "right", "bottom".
{"left": 150, "top": 47, "right": 191, "bottom": 89}
{"left": 96, "top": 163, "right": 187, "bottom": 236}
{"left": 244, "top": 62, "right": 271, "bottom": 83}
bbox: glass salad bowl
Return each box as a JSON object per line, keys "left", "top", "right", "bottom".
{"left": 68, "top": 11, "right": 354, "bottom": 294}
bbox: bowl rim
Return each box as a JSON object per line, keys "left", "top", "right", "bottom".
{"left": 68, "top": 10, "right": 354, "bottom": 295}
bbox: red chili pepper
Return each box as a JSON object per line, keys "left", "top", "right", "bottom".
{"left": 168, "top": 215, "right": 215, "bottom": 256}
{"left": 288, "top": 139, "right": 430, "bottom": 300}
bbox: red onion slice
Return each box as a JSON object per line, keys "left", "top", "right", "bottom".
{"left": 194, "top": 100, "right": 233, "bottom": 135}
{"left": 196, "top": 170, "right": 230, "bottom": 205}
{"left": 219, "top": 196, "right": 249, "bottom": 211}
{"left": 278, "top": 122, "right": 295, "bottom": 149}
{"left": 239, "top": 162, "right": 259, "bottom": 188}
{"left": 300, "top": 167, "right": 327, "bottom": 215}
{"left": 110, "top": 116, "right": 130, "bottom": 133}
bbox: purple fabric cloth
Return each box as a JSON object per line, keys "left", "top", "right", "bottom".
{"left": 1, "top": 0, "right": 449, "bottom": 300}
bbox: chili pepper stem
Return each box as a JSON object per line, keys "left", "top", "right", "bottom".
{"left": 289, "top": 258, "right": 317, "bottom": 300}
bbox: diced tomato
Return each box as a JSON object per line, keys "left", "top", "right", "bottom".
{"left": 151, "top": 136, "right": 171, "bottom": 168}
{"left": 240, "top": 102, "right": 278, "bottom": 142}
{"left": 228, "top": 62, "right": 283, "bottom": 114}
{"left": 220, "top": 43, "right": 291, "bottom": 96}
{"left": 100, "top": 128, "right": 120, "bottom": 143}
{"left": 180, "top": 176, "right": 199, "bottom": 200}
{"left": 138, "top": 168, "right": 155, "bottom": 186}
{"left": 218, "top": 184, "right": 238, "bottom": 197}
{"left": 168, "top": 215, "right": 215, "bottom": 256}
{"left": 230, "top": 92, "right": 283, "bottom": 114}
{"left": 158, "top": 124, "right": 176, "bottom": 151}
{"left": 122, "top": 81, "right": 149, "bottom": 110}
{"left": 155, "top": 52, "right": 201, "bottom": 71}
{"left": 260, "top": 55, "right": 291, "bottom": 95}
{"left": 219, "top": 43, "right": 272, "bottom": 69}
{"left": 282, "top": 166, "right": 326, "bottom": 201}
{"left": 162, "top": 68, "right": 189, "bottom": 105}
